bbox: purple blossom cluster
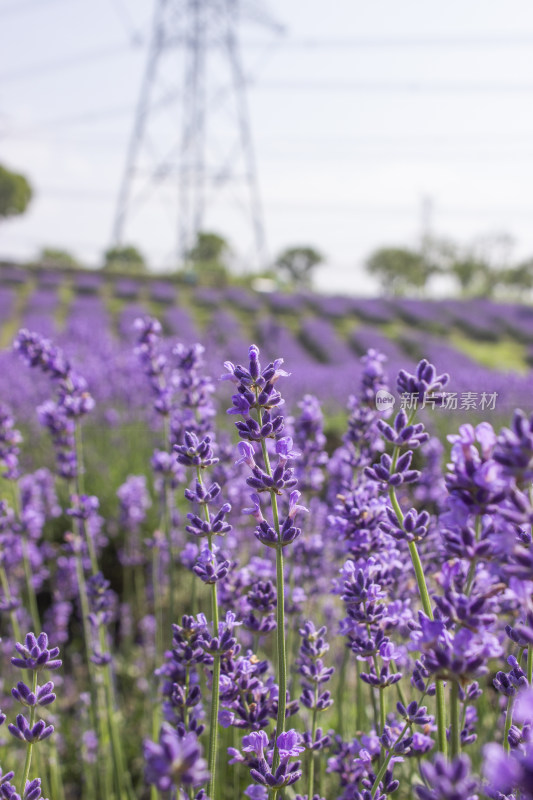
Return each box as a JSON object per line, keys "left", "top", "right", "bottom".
{"left": 3, "top": 315, "right": 533, "bottom": 800}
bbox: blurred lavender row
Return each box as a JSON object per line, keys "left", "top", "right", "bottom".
{"left": 1, "top": 268, "right": 533, "bottom": 427}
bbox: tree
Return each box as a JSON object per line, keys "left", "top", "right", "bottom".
{"left": 39, "top": 248, "right": 81, "bottom": 269}
{"left": 185, "top": 231, "right": 230, "bottom": 284}
{"left": 365, "top": 246, "right": 435, "bottom": 296}
{"left": 449, "top": 256, "right": 489, "bottom": 296}
{"left": 102, "top": 245, "right": 147, "bottom": 274}
{"left": 0, "top": 164, "right": 33, "bottom": 220}
{"left": 447, "top": 233, "right": 515, "bottom": 297}
{"left": 498, "top": 259, "right": 533, "bottom": 297}
{"left": 187, "top": 232, "right": 229, "bottom": 263}
{"left": 274, "top": 246, "right": 324, "bottom": 288}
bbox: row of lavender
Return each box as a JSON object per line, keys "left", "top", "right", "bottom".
{"left": 2, "top": 263, "right": 533, "bottom": 337}
{"left": 1, "top": 316, "right": 533, "bottom": 799}
{"left": 0, "top": 275, "right": 532, "bottom": 426}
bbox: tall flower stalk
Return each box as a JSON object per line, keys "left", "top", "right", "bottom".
{"left": 223, "top": 345, "right": 307, "bottom": 788}
{"left": 13, "top": 329, "right": 133, "bottom": 799}
{"left": 175, "top": 431, "right": 231, "bottom": 799}
{"left": 8, "top": 632, "right": 61, "bottom": 793}
{"left": 367, "top": 361, "right": 450, "bottom": 755}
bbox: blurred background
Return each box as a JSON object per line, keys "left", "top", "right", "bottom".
{"left": 1, "top": 0, "right": 533, "bottom": 296}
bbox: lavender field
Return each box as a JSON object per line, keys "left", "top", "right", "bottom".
{"left": 1, "top": 264, "right": 533, "bottom": 800}
{"left": 1, "top": 265, "right": 533, "bottom": 428}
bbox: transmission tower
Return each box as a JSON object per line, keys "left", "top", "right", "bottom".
{"left": 111, "top": 0, "right": 281, "bottom": 270}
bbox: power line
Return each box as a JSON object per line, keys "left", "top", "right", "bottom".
{"left": 109, "top": 0, "right": 144, "bottom": 46}
{"left": 9, "top": 105, "right": 135, "bottom": 132}
{"left": 1, "top": 0, "right": 70, "bottom": 18}
{"left": 3, "top": 29, "right": 533, "bottom": 85}
{"left": 0, "top": 42, "right": 140, "bottom": 83}
{"left": 244, "top": 33, "right": 533, "bottom": 49}
{"left": 256, "top": 79, "right": 533, "bottom": 94}
{"left": 37, "top": 187, "right": 533, "bottom": 218}
{"left": 7, "top": 76, "right": 533, "bottom": 135}
{"left": 8, "top": 128, "right": 533, "bottom": 147}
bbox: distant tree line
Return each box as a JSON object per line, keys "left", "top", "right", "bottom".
{"left": 365, "top": 233, "right": 532, "bottom": 299}
{"left": 4, "top": 162, "right": 531, "bottom": 298}
{"left": 25, "top": 231, "right": 326, "bottom": 291}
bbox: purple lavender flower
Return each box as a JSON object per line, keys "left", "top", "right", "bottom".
{"left": 14, "top": 329, "right": 70, "bottom": 379}
{"left": 144, "top": 724, "right": 209, "bottom": 792}
{"left": 14, "top": 330, "right": 95, "bottom": 479}
{"left": 364, "top": 451, "right": 420, "bottom": 487}
{"left": 11, "top": 681, "right": 56, "bottom": 708}
{"left": 0, "top": 405, "right": 22, "bottom": 479}
{"left": 416, "top": 754, "right": 479, "bottom": 799}
{"left": 377, "top": 408, "right": 429, "bottom": 450}
{"left": 117, "top": 474, "right": 151, "bottom": 530}
{"left": 192, "top": 545, "right": 230, "bottom": 585}
{"left": 483, "top": 742, "right": 529, "bottom": 797}
{"left": 245, "top": 786, "right": 268, "bottom": 800}
{"left": 413, "top": 613, "right": 502, "bottom": 680}
{"left": 8, "top": 714, "right": 54, "bottom": 743}
{"left": 397, "top": 359, "right": 450, "bottom": 405}
{"left": 247, "top": 729, "right": 303, "bottom": 790}
{"left": 494, "top": 408, "right": 533, "bottom": 487}
{"left": 297, "top": 621, "right": 334, "bottom": 717}
{"left": 175, "top": 432, "right": 219, "bottom": 469}
{"left": 0, "top": 778, "right": 48, "bottom": 800}
{"left": 11, "top": 633, "right": 62, "bottom": 672}
{"left": 290, "top": 394, "right": 328, "bottom": 492}
{"left": 380, "top": 506, "right": 430, "bottom": 542}
{"left": 242, "top": 730, "right": 269, "bottom": 757}
{"left": 445, "top": 422, "right": 508, "bottom": 520}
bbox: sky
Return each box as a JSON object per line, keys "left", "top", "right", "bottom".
{"left": 1, "top": 0, "right": 533, "bottom": 294}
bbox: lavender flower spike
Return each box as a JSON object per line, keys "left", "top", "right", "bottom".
{"left": 8, "top": 714, "right": 54, "bottom": 744}
{"left": 11, "top": 633, "right": 62, "bottom": 672}
{"left": 144, "top": 724, "right": 209, "bottom": 793}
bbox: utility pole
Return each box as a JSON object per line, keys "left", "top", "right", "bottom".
{"left": 111, "top": 0, "right": 281, "bottom": 270}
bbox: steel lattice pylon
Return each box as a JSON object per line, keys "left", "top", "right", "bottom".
{"left": 111, "top": 0, "right": 280, "bottom": 270}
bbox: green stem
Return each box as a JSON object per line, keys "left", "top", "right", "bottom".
{"left": 163, "top": 479, "right": 175, "bottom": 625}
{"left": 389, "top": 483, "right": 447, "bottom": 756}
{"left": 355, "top": 658, "right": 367, "bottom": 734}
{"left": 504, "top": 646, "right": 526, "bottom": 754}
{"left": 379, "top": 688, "right": 386, "bottom": 735}
{"left": 103, "top": 657, "right": 135, "bottom": 800}
{"left": 208, "top": 650, "right": 221, "bottom": 800}
{"left": 258, "top": 428, "right": 287, "bottom": 772}
{"left": 20, "top": 670, "right": 38, "bottom": 793}
{"left": 74, "top": 422, "right": 98, "bottom": 575}
{"left": 338, "top": 647, "right": 349, "bottom": 738}
{"left": 11, "top": 483, "right": 41, "bottom": 630}
{"left": 528, "top": 645, "right": 533, "bottom": 685}
{"left": 73, "top": 530, "right": 111, "bottom": 797}
{"left": 307, "top": 688, "right": 319, "bottom": 800}
{"left": 371, "top": 721, "right": 409, "bottom": 798}
{"left": 503, "top": 692, "right": 514, "bottom": 754}
{"left": 464, "top": 517, "right": 481, "bottom": 595}
{"left": 363, "top": 599, "right": 384, "bottom": 735}
{"left": 196, "top": 466, "right": 221, "bottom": 800}
{"left": 191, "top": 568, "right": 198, "bottom": 615}
{"left": 72, "top": 427, "right": 131, "bottom": 798}
{"left": 272, "top": 534, "right": 287, "bottom": 770}
{"left": 391, "top": 659, "right": 408, "bottom": 708}
{"left": 368, "top": 679, "right": 378, "bottom": 737}
{"left": 0, "top": 563, "right": 21, "bottom": 641}
{"left": 449, "top": 679, "right": 461, "bottom": 759}
{"left": 21, "top": 534, "right": 41, "bottom": 630}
